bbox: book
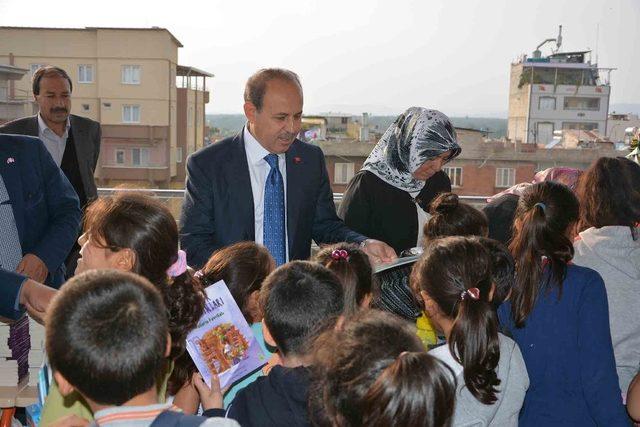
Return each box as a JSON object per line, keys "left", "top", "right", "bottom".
{"left": 186, "top": 280, "right": 267, "bottom": 389}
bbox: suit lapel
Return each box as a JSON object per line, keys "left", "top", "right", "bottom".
{"left": 285, "top": 141, "right": 304, "bottom": 251}
{"left": 232, "top": 132, "right": 256, "bottom": 241}
{"left": 0, "top": 147, "right": 26, "bottom": 244}
{"left": 25, "top": 116, "right": 39, "bottom": 136}
{"left": 69, "top": 115, "right": 89, "bottom": 188}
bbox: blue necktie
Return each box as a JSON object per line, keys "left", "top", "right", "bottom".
{"left": 263, "top": 154, "right": 286, "bottom": 266}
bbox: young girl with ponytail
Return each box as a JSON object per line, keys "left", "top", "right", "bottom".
{"left": 499, "top": 181, "right": 628, "bottom": 426}
{"left": 41, "top": 192, "right": 206, "bottom": 425}
{"left": 411, "top": 236, "right": 528, "bottom": 426}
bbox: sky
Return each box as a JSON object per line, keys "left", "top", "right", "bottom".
{"left": 1, "top": 0, "right": 638, "bottom": 117}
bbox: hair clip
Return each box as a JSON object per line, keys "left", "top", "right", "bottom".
{"left": 460, "top": 287, "right": 480, "bottom": 301}
{"left": 167, "top": 249, "right": 188, "bottom": 277}
{"left": 331, "top": 249, "right": 349, "bottom": 261}
{"left": 534, "top": 202, "right": 547, "bottom": 212}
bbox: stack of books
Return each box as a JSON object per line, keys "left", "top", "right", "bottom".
{"left": 0, "top": 316, "right": 31, "bottom": 386}
{"left": 28, "top": 318, "right": 45, "bottom": 386}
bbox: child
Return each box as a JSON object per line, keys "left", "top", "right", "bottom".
{"left": 196, "top": 242, "right": 275, "bottom": 407}
{"left": 573, "top": 157, "right": 640, "bottom": 394}
{"left": 313, "top": 243, "right": 375, "bottom": 315}
{"left": 195, "top": 261, "right": 344, "bottom": 427}
{"left": 411, "top": 236, "right": 529, "bottom": 426}
{"left": 499, "top": 181, "right": 628, "bottom": 426}
{"left": 423, "top": 192, "right": 488, "bottom": 243}
{"left": 311, "top": 309, "right": 456, "bottom": 427}
{"left": 46, "top": 269, "right": 237, "bottom": 427}
{"left": 41, "top": 193, "right": 205, "bottom": 424}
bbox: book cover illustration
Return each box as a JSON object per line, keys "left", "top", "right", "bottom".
{"left": 186, "top": 280, "right": 266, "bottom": 389}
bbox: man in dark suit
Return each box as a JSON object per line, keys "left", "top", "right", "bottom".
{"left": 0, "top": 134, "right": 81, "bottom": 321}
{"left": 180, "top": 68, "right": 396, "bottom": 268}
{"left": 1, "top": 66, "right": 101, "bottom": 276}
{"left": 0, "top": 66, "right": 101, "bottom": 208}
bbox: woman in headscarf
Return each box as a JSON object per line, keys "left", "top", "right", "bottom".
{"left": 338, "top": 107, "right": 461, "bottom": 255}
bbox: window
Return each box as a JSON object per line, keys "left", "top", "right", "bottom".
{"left": 538, "top": 96, "right": 556, "bottom": 111}
{"left": 122, "top": 65, "right": 141, "bottom": 84}
{"left": 562, "top": 122, "right": 598, "bottom": 131}
{"left": 536, "top": 122, "right": 554, "bottom": 144}
{"left": 0, "top": 87, "right": 7, "bottom": 101}
{"left": 131, "top": 148, "right": 150, "bottom": 166}
{"left": 82, "top": 104, "right": 90, "bottom": 112}
{"left": 78, "top": 65, "right": 93, "bottom": 83}
{"left": 334, "top": 163, "right": 355, "bottom": 184}
{"left": 122, "top": 105, "right": 140, "bottom": 123}
{"left": 563, "top": 97, "right": 600, "bottom": 111}
{"left": 30, "top": 64, "right": 45, "bottom": 75}
{"left": 495, "top": 168, "right": 516, "bottom": 188}
{"left": 115, "top": 149, "right": 125, "bottom": 165}
{"left": 341, "top": 117, "right": 349, "bottom": 124}
{"left": 176, "top": 147, "right": 183, "bottom": 163}
{"left": 443, "top": 166, "right": 463, "bottom": 187}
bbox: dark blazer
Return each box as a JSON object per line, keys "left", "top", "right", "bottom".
{"left": 0, "top": 135, "right": 81, "bottom": 320}
{"left": 180, "top": 132, "right": 366, "bottom": 268}
{"left": 339, "top": 170, "right": 452, "bottom": 254}
{"left": 0, "top": 114, "right": 101, "bottom": 204}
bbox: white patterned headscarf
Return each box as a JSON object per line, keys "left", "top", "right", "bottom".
{"left": 362, "top": 107, "right": 461, "bottom": 193}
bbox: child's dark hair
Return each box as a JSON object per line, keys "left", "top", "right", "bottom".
{"left": 576, "top": 157, "right": 640, "bottom": 238}
{"left": 424, "top": 192, "right": 488, "bottom": 242}
{"left": 477, "top": 237, "right": 515, "bottom": 308}
{"left": 200, "top": 241, "right": 274, "bottom": 323}
{"left": 84, "top": 192, "right": 205, "bottom": 394}
{"left": 313, "top": 243, "right": 374, "bottom": 315}
{"left": 259, "top": 261, "right": 344, "bottom": 356}
{"left": 509, "top": 181, "right": 578, "bottom": 327}
{"left": 411, "top": 236, "right": 501, "bottom": 404}
{"left": 46, "top": 270, "right": 168, "bottom": 406}
{"left": 312, "top": 310, "right": 456, "bottom": 427}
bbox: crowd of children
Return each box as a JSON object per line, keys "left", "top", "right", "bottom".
{"left": 39, "top": 155, "right": 640, "bottom": 426}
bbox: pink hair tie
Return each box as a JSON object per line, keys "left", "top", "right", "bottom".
{"left": 331, "top": 249, "right": 349, "bottom": 261}
{"left": 461, "top": 287, "right": 480, "bottom": 301}
{"left": 167, "top": 249, "right": 188, "bottom": 277}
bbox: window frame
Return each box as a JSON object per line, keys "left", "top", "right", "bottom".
{"left": 122, "top": 104, "right": 141, "bottom": 124}
{"left": 334, "top": 162, "right": 355, "bottom": 185}
{"left": 495, "top": 168, "right": 516, "bottom": 188}
{"left": 78, "top": 64, "right": 94, "bottom": 84}
{"left": 443, "top": 166, "right": 463, "bottom": 187}
{"left": 121, "top": 65, "right": 141, "bottom": 85}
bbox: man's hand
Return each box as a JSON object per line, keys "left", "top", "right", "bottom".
{"left": 16, "top": 253, "right": 49, "bottom": 283}
{"left": 361, "top": 239, "right": 397, "bottom": 265}
{"left": 192, "top": 372, "right": 226, "bottom": 411}
{"left": 19, "top": 279, "right": 57, "bottom": 324}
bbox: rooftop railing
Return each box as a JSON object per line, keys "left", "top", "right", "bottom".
{"left": 96, "top": 188, "right": 490, "bottom": 221}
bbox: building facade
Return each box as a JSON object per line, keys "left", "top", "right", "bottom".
{"left": 0, "top": 26, "right": 211, "bottom": 187}
{"left": 508, "top": 51, "right": 611, "bottom": 145}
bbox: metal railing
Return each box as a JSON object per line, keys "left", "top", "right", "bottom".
{"left": 97, "top": 188, "right": 490, "bottom": 220}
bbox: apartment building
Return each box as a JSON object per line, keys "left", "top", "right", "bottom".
{"left": 507, "top": 50, "right": 612, "bottom": 145}
{"left": 0, "top": 63, "right": 31, "bottom": 123}
{"left": 0, "top": 26, "right": 212, "bottom": 187}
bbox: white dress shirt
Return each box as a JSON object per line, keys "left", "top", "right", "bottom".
{"left": 37, "top": 113, "right": 70, "bottom": 167}
{"left": 243, "top": 125, "right": 289, "bottom": 261}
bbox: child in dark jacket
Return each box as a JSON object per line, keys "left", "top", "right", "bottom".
{"left": 195, "top": 261, "right": 344, "bottom": 427}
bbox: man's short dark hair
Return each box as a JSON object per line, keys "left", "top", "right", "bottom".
{"left": 32, "top": 66, "right": 73, "bottom": 95}
{"left": 244, "top": 68, "right": 302, "bottom": 111}
{"left": 46, "top": 270, "right": 168, "bottom": 406}
{"left": 260, "top": 261, "right": 344, "bottom": 356}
